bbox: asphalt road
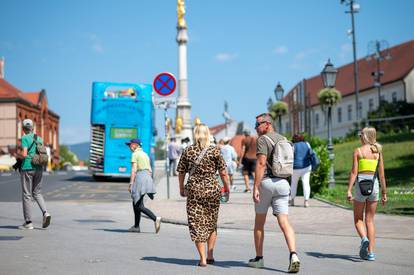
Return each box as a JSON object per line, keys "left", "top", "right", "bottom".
{"left": 0, "top": 171, "right": 413, "bottom": 274}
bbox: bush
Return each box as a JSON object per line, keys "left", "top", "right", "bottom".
{"left": 308, "top": 136, "right": 330, "bottom": 196}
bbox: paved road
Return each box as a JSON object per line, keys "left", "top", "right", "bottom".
{"left": 0, "top": 169, "right": 413, "bottom": 274}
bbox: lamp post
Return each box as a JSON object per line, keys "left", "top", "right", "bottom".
{"left": 341, "top": 0, "right": 361, "bottom": 125}
{"left": 367, "top": 40, "right": 392, "bottom": 106}
{"left": 274, "top": 82, "right": 284, "bottom": 131}
{"left": 321, "top": 59, "right": 338, "bottom": 189}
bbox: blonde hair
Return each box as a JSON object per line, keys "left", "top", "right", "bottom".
{"left": 360, "top": 127, "right": 382, "bottom": 153}
{"left": 193, "top": 124, "right": 211, "bottom": 149}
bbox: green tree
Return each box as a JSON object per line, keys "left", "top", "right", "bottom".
{"left": 59, "top": 145, "right": 79, "bottom": 167}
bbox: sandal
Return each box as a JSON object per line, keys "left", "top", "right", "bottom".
{"left": 206, "top": 258, "right": 215, "bottom": 264}
{"left": 198, "top": 262, "right": 207, "bottom": 267}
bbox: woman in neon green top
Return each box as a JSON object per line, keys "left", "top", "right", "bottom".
{"left": 126, "top": 138, "right": 161, "bottom": 233}
{"left": 347, "top": 127, "right": 387, "bottom": 261}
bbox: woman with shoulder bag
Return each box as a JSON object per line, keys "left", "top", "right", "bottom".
{"left": 347, "top": 127, "right": 387, "bottom": 261}
{"left": 177, "top": 125, "right": 230, "bottom": 267}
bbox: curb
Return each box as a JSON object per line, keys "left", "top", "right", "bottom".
{"left": 313, "top": 196, "right": 352, "bottom": 211}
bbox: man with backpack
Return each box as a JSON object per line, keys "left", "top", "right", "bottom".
{"left": 247, "top": 113, "right": 300, "bottom": 273}
{"left": 15, "top": 119, "right": 51, "bottom": 230}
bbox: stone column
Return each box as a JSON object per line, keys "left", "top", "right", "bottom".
{"left": 176, "top": 26, "right": 192, "bottom": 142}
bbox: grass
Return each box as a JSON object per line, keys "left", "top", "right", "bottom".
{"left": 317, "top": 132, "right": 414, "bottom": 216}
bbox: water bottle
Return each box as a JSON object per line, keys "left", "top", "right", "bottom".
{"left": 220, "top": 187, "right": 229, "bottom": 203}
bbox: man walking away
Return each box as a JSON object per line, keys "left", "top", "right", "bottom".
{"left": 248, "top": 113, "right": 300, "bottom": 273}
{"left": 168, "top": 137, "right": 180, "bottom": 176}
{"left": 16, "top": 119, "right": 51, "bottom": 230}
{"left": 241, "top": 130, "right": 257, "bottom": 192}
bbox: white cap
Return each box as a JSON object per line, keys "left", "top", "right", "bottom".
{"left": 22, "top": 119, "right": 33, "bottom": 129}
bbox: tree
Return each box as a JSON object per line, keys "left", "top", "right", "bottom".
{"left": 268, "top": 101, "right": 288, "bottom": 120}
{"left": 154, "top": 139, "right": 166, "bottom": 160}
{"left": 59, "top": 145, "right": 78, "bottom": 167}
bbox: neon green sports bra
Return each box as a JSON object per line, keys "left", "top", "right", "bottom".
{"left": 357, "top": 148, "right": 378, "bottom": 172}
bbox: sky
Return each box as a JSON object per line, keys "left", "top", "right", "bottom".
{"left": 1, "top": 0, "right": 413, "bottom": 144}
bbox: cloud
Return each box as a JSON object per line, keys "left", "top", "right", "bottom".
{"left": 215, "top": 52, "right": 238, "bottom": 62}
{"left": 339, "top": 43, "right": 352, "bottom": 60}
{"left": 89, "top": 34, "right": 105, "bottom": 54}
{"left": 273, "top": 46, "right": 288, "bottom": 55}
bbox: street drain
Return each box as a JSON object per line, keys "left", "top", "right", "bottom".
{"left": 74, "top": 219, "right": 115, "bottom": 223}
{"left": 0, "top": 236, "right": 23, "bottom": 241}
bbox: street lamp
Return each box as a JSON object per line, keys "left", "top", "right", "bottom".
{"left": 274, "top": 82, "right": 285, "bottom": 131}
{"left": 367, "top": 40, "right": 392, "bottom": 106}
{"left": 341, "top": 0, "right": 361, "bottom": 125}
{"left": 321, "top": 59, "right": 338, "bottom": 188}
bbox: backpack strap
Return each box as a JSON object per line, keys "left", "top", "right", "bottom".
{"left": 262, "top": 135, "right": 276, "bottom": 170}
{"left": 27, "top": 134, "right": 37, "bottom": 156}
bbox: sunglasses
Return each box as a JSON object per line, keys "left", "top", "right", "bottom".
{"left": 255, "top": 121, "right": 268, "bottom": 128}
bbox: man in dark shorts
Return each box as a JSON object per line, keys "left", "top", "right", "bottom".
{"left": 241, "top": 130, "right": 257, "bottom": 192}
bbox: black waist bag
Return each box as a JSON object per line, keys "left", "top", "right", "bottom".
{"left": 358, "top": 179, "right": 375, "bottom": 196}
{"left": 358, "top": 154, "right": 380, "bottom": 196}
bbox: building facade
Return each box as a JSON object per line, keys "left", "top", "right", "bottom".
{"left": 0, "top": 78, "right": 60, "bottom": 166}
{"left": 280, "top": 40, "right": 414, "bottom": 138}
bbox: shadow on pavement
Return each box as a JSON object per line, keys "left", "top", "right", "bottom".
{"left": 141, "top": 256, "right": 285, "bottom": 271}
{"left": 0, "top": 225, "right": 18, "bottom": 230}
{"left": 94, "top": 228, "right": 153, "bottom": 234}
{"left": 306, "top": 251, "right": 363, "bottom": 262}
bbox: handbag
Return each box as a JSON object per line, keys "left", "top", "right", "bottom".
{"left": 358, "top": 154, "right": 380, "bottom": 196}
{"left": 306, "top": 142, "right": 320, "bottom": 171}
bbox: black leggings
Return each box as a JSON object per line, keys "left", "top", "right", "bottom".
{"left": 133, "top": 195, "right": 156, "bottom": 228}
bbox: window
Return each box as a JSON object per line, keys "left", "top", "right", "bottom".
{"left": 358, "top": 101, "right": 362, "bottom": 116}
{"left": 315, "top": 113, "right": 320, "bottom": 129}
{"left": 392, "top": 92, "right": 397, "bottom": 103}
{"left": 337, "top": 107, "right": 342, "bottom": 123}
{"left": 380, "top": 95, "right": 385, "bottom": 102}
{"left": 347, "top": 104, "right": 352, "bottom": 121}
{"left": 368, "top": 98, "right": 374, "bottom": 112}
{"left": 285, "top": 122, "right": 289, "bottom": 133}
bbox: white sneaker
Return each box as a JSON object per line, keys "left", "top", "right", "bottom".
{"left": 42, "top": 213, "right": 51, "bottom": 228}
{"left": 155, "top": 217, "right": 162, "bottom": 234}
{"left": 304, "top": 200, "right": 310, "bottom": 208}
{"left": 18, "top": 222, "right": 34, "bottom": 230}
{"left": 128, "top": 226, "right": 141, "bottom": 233}
{"left": 288, "top": 253, "right": 300, "bottom": 273}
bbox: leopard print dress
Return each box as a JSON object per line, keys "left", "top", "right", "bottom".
{"left": 177, "top": 145, "right": 226, "bottom": 242}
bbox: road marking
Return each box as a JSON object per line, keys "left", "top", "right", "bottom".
{"left": 0, "top": 178, "right": 20, "bottom": 185}
{"left": 0, "top": 173, "right": 12, "bottom": 177}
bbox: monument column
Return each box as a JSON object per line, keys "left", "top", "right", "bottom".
{"left": 175, "top": 0, "right": 193, "bottom": 142}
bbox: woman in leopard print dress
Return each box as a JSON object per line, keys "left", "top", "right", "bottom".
{"left": 177, "top": 125, "right": 230, "bottom": 267}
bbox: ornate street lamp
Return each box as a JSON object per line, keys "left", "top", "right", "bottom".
{"left": 274, "top": 82, "right": 285, "bottom": 131}
{"left": 320, "top": 59, "right": 340, "bottom": 188}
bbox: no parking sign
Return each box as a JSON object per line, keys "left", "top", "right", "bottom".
{"left": 153, "top": 72, "right": 177, "bottom": 96}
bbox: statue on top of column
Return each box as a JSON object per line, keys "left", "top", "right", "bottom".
{"left": 177, "top": 0, "right": 187, "bottom": 29}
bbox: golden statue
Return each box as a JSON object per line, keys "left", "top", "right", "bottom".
{"left": 177, "top": 0, "right": 187, "bottom": 28}
{"left": 194, "top": 117, "right": 201, "bottom": 126}
{"left": 175, "top": 117, "right": 183, "bottom": 134}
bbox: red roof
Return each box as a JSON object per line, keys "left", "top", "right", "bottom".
{"left": 209, "top": 123, "right": 227, "bottom": 135}
{"left": 286, "top": 40, "right": 414, "bottom": 106}
{"left": 0, "top": 78, "right": 42, "bottom": 106}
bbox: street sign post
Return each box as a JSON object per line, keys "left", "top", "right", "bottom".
{"left": 153, "top": 72, "right": 177, "bottom": 97}
{"left": 153, "top": 72, "right": 177, "bottom": 199}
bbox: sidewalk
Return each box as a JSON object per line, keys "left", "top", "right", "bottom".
{"left": 148, "top": 169, "right": 414, "bottom": 240}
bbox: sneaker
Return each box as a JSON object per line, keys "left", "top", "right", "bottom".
{"left": 128, "top": 226, "right": 141, "bottom": 233}
{"left": 42, "top": 213, "right": 51, "bottom": 228}
{"left": 304, "top": 200, "right": 310, "bottom": 208}
{"left": 359, "top": 237, "right": 369, "bottom": 260}
{"left": 244, "top": 189, "right": 251, "bottom": 193}
{"left": 366, "top": 252, "right": 375, "bottom": 261}
{"left": 289, "top": 199, "right": 295, "bottom": 207}
{"left": 231, "top": 185, "right": 237, "bottom": 191}
{"left": 288, "top": 253, "right": 300, "bottom": 273}
{"left": 155, "top": 217, "right": 162, "bottom": 234}
{"left": 18, "top": 222, "right": 34, "bottom": 230}
{"left": 247, "top": 257, "right": 264, "bottom": 268}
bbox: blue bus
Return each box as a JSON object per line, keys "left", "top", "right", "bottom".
{"left": 89, "top": 82, "right": 155, "bottom": 179}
